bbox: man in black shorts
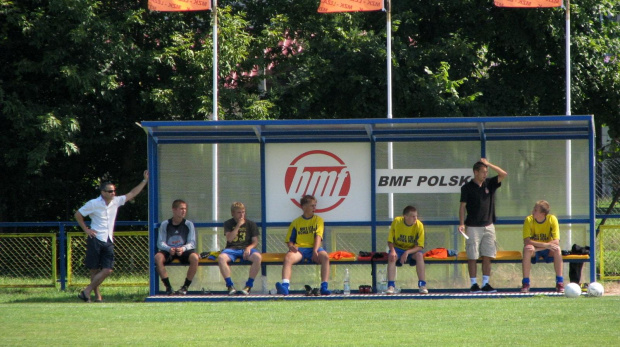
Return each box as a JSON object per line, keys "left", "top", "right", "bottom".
{"left": 155, "top": 199, "right": 199, "bottom": 295}
{"left": 75, "top": 170, "right": 148, "bottom": 303}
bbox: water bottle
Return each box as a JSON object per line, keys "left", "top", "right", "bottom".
{"left": 261, "top": 275, "right": 268, "bottom": 294}
{"left": 343, "top": 268, "right": 351, "bottom": 295}
{"left": 378, "top": 269, "right": 387, "bottom": 294}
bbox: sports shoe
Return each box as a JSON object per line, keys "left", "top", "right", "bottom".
{"left": 165, "top": 287, "right": 173, "bottom": 295}
{"left": 304, "top": 285, "right": 313, "bottom": 296}
{"left": 481, "top": 283, "right": 497, "bottom": 293}
{"left": 469, "top": 283, "right": 482, "bottom": 293}
{"left": 176, "top": 286, "right": 188, "bottom": 295}
{"left": 386, "top": 286, "right": 395, "bottom": 294}
{"left": 320, "top": 288, "right": 331, "bottom": 296}
{"left": 275, "top": 282, "right": 289, "bottom": 295}
{"left": 227, "top": 285, "right": 237, "bottom": 296}
{"left": 312, "top": 287, "right": 320, "bottom": 296}
{"left": 238, "top": 286, "right": 251, "bottom": 295}
{"left": 520, "top": 283, "right": 530, "bottom": 293}
{"left": 419, "top": 286, "right": 428, "bottom": 294}
{"left": 556, "top": 282, "right": 565, "bottom": 293}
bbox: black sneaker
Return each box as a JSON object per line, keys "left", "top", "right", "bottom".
{"left": 470, "top": 283, "right": 482, "bottom": 293}
{"left": 227, "top": 285, "right": 237, "bottom": 296}
{"left": 165, "top": 287, "right": 173, "bottom": 295}
{"left": 481, "top": 283, "right": 497, "bottom": 293}
{"left": 176, "top": 286, "right": 188, "bottom": 295}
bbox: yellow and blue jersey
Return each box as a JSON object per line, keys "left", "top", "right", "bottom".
{"left": 522, "top": 214, "right": 560, "bottom": 242}
{"left": 388, "top": 217, "right": 425, "bottom": 250}
{"left": 285, "top": 215, "right": 324, "bottom": 248}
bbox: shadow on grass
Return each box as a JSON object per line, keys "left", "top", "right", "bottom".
{"left": 0, "top": 287, "right": 149, "bottom": 303}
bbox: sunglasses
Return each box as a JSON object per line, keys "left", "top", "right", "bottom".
{"left": 104, "top": 190, "right": 116, "bottom": 193}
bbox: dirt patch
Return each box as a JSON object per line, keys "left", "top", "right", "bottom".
{"left": 604, "top": 281, "right": 620, "bottom": 295}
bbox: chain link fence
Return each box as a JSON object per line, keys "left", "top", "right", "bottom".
{"left": 596, "top": 157, "right": 620, "bottom": 280}
{"left": 67, "top": 231, "right": 149, "bottom": 287}
{"left": 0, "top": 233, "right": 57, "bottom": 287}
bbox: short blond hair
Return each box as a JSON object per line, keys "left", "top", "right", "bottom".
{"left": 230, "top": 202, "right": 245, "bottom": 213}
{"left": 534, "top": 200, "right": 550, "bottom": 215}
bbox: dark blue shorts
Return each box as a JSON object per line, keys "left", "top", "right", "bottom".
{"left": 297, "top": 247, "right": 326, "bottom": 263}
{"left": 394, "top": 247, "right": 422, "bottom": 267}
{"left": 85, "top": 237, "right": 114, "bottom": 270}
{"left": 531, "top": 249, "right": 554, "bottom": 264}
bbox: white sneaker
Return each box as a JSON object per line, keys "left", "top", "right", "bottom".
{"left": 386, "top": 286, "right": 395, "bottom": 294}
{"left": 419, "top": 286, "right": 428, "bottom": 294}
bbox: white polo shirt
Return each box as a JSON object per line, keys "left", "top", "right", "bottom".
{"left": 78, "top": 195, "right": 127, "bottom": 242}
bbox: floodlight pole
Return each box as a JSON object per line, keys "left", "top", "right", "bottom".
{"left": 565, "top": 0, "right": 572, "bottom": 248}
{"left": 386, "top": 0, "right": 394, "bottom": 220}
{"left": 212, "top": 0, "right": 219, "bottom": 249}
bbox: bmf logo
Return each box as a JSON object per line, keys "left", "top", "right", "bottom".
{"left": 284, "top": 150, "right": 351, "bottom": 212}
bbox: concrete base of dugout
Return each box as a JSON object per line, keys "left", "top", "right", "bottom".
{"left": 145, "top": 289, "right": 573, "bottom": 302}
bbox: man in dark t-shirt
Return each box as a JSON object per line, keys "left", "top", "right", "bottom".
{"left": 217, "top": 202, "right": 262, "bottom": 295}
{"left": 459, "top": 158, "right": 507, "bottom": 293}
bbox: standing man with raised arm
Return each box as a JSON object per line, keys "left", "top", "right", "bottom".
{"left": 75, "top": 170, "right": 149, "bottom": 302}
{"left": 459, "top": 159, "right": 507, "bottom": 293}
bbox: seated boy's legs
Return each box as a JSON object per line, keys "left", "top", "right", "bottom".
{"left": 154, "top": 251, "right": 173, "bottom": 293}
{"left": 521, "top": 245, "right": 563, "bottom": 292}
{"left": 278, "top": 251, "right": 303, "bottom": 295}
{"left": 303, "top": 248, "right": 330, "bottom": 295}
{"left": 218, "top": 249, "right": 260, "bottom": 294}
{"left": 156, "top": 250, "right": 197, "bottom": 294}
{"left": 387, "top": 248, "right": 426, "bottom": 293}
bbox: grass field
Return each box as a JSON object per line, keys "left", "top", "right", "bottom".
{"left": 1, "top": 287, "right": 619, "bottom": 346}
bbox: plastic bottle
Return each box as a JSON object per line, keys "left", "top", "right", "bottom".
{"left": 378, "top": 269, "right": 387, "bottom": 294}
{"left": 343, "top": 268, "right": 351, "bottom": 295}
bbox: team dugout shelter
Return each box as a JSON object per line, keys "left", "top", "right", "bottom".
{"left": 141, "top": 116, "right": 596, "bottom": 297}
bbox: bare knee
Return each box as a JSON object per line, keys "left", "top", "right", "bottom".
{"left": 251, "top": 252, "right": 262, "bottom": 264}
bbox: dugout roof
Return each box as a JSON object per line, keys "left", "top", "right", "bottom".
{"left": 141, "top": 115, "right": 594, "bottom": 143}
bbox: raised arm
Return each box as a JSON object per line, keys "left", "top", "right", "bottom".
{"left": 480, "top": 158, "right": 507, "bottom": 183}
{"left": 125, "top": 170, "right": 149, "bottom": 202}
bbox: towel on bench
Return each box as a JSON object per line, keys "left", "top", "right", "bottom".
{"left": 329, "top": 251, "right": 355, "bottom": 260}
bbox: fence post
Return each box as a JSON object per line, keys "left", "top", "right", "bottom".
{"left": 58, "top": 223, "right": 66, "bottom": 291}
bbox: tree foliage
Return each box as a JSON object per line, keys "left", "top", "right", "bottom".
{"left": 0, "top": 0, "right": 618, "bottom": 222}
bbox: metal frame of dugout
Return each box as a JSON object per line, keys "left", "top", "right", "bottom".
{"left": 141, "top": 115, "right": 596, "bottom": 299}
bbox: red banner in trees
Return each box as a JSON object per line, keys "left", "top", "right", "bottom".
{"left": 494, "top": 0, "right": 562, "bottom": 7}
{"left": 148, "top": 0, "right": 211, "bottom": 12}
{"left": 318, "top": 0, "right": 384, "bottom": 13}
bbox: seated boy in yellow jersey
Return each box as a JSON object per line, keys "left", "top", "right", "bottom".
{"left": 521, "top": 200, "right": 564, "bottom": 293}
{"left": 387, "top": 205, "right": 428, "bottom": 294}
{"left": 276, "top": 195, "right": 331, "bottom": 295}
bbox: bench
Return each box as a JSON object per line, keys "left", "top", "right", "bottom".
{"left": 165, "top": 250, "right": 589, "bottom": 294}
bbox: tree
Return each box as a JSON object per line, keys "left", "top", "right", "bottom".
{"left": 0, "top": 0, "right": 618, "bottom": 222}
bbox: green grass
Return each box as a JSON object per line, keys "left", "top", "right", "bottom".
{"left": 1, "top": 287, "right": 619, "bottom": 346}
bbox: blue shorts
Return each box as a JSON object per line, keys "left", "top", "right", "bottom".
{"left": 532, "top": 249, "right": 554, "bottom": 264}
{"left": 394, "top": 247, "right": 422, "bottom": 267}
{"left": 221, "top": 248, "right": 259, "bottom": 263}
{"left": 297, "top": 247, "right": 326, "bottom": 263}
